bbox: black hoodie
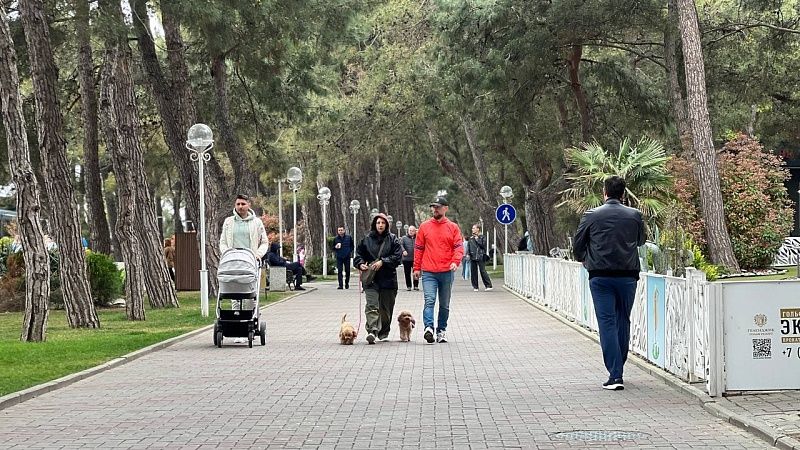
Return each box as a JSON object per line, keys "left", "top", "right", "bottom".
{"left": 353, "top": 214, "right": 403, "bottom": 289}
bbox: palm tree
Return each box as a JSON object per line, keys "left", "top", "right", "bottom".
{"left": 560, "top": 137, "right": 674, "bottom": 223}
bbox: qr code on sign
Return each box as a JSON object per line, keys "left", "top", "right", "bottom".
{"left": 752, "top": 338, "right": 771, "bottom": 359}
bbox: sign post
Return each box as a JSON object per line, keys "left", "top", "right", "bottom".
{"left": 495, "top": 204, "right": 516, "bottom": 256}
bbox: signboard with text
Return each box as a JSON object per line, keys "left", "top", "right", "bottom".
{"left": 722, "top": 281, "right": 800, "bottom": 391}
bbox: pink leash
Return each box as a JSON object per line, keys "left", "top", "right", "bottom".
{"left": 355, "top": 275, "right": 363, "bottom": 333}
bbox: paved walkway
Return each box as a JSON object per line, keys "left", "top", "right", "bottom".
{"left": 0, "top": 276, "right": 779, "bottom": 449}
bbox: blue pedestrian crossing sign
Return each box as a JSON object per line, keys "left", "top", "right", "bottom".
{"left": 495, "top": 204, "right": 516, "bottom": 225}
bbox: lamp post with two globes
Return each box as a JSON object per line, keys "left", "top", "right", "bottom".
{"left": 349, "top": 200, "right": 360, "bottom": 267}
{"left": 287, "top": 167, "right": 303, "bottom": 262}
{"left": 317, "top": 187, "right": 331, "bottom": 277}
{"left": 186, "top": 124, "right": 214, "bottom": 317}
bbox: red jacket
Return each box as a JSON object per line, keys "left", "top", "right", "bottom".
{"left": 413, "top": 217, "right": 464, "bottom": 272}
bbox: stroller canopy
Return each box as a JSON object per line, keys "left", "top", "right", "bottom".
{"left": 218, "top": 248, "right": 259, "bottom": 291}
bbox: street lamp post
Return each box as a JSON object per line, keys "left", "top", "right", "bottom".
{"left": 287, "top": 167, "right": 303, "bottom": 262}
{"left": 276, "top": 178, "right": 284, "bottom": 257}
{"left": 370, "top": 208, "right": 379, "bottom": 220}
{"left": 186, "top": 123, "right": 214, "bottom": 317}
{"left": 499, "top": 185, "right": 513, "bottom": 257}
{"left": 387, "top": 215, "right": 394, "bottom": 231}
{"left": 318, "top": 187, "right": 331, "bottom": 277}
{"left": 349, "top": 200, "right": 360, "bottom": 267}
{"left": 396, "top": 220, "right": 402, "bottom": 233}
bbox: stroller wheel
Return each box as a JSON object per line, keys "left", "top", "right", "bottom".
{"left": 248, "top": 331, "right": 254, "bottom": 348}
{"left": 213, "top": 324, "right": 218, "bottom": 346}
{"left": 216, "top": 331, "right": 223, "bottom": 348}
{"left": 259, "top": 321, "right": 266, "bottom": 345}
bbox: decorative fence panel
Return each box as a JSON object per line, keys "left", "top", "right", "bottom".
{"left": 505, "top": 254, "right": 707, "bottom": 385}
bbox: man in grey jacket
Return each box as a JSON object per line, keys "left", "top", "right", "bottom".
{"left": 400, "top": 226, "right": 418, "bottom": 291}
{"left": 573, "top": 176, "right": 645, "bottom": 391}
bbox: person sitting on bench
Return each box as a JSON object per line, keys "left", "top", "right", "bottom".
{"left": 266, "top": 243, "right": 314, "bottom": 290}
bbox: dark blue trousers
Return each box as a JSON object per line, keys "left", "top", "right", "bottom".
{"left": 589, "top": 276, "right": 637, "bottom": 380}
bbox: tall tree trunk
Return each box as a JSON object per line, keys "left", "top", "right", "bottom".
{"left": 100, "top": 46, "right": 146, "bottom": 321}
{"left": 133, "top": 0, "right": 224, "bottom": 296}
{"left": 105, "top": 3, "right": 178, "bottom": 308}
{"left": 74, "top": 0, "right": 112, "bottom": 255}
{"left": 211, "top": 54, "right": 255, "bottom": 195}
{"left": 665, "top": 0, "right": 693, "bottom": 157}
{"left": 554, "top": 93, "right": 573, "bottom": 149}
{"left": 675, "top": 0, "right": 740, "bottom": 270}
{"left": 19, "top": 0, "right": 99, "bottom": 328}
{"left": 461, "top": 114, "right": 492, "bottom": 201}
{"left": 0, "top": 4, "right": 50, "bottom": 342}
{"left": 567, "top": 45, "right": 593, "bottom": 143}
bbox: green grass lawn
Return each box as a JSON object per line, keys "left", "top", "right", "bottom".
{"left": 0, "top": 289, "right": 292, "bottom": 397}
{"left": 728, "top": 266, "right": 798, "bottom": 281}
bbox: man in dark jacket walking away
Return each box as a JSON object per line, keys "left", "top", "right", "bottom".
{"left": 467, "top": 223, "right": 493, "bottom": 291}
{"left": 573, "top": 176, "right": 645, "bottom": 391}
{"left": 354, "top": 213, "right": 403, "bottom": 344}
{"left": 333, "top": 226, "right": 354, "bottom": 289}
{"left": 400, "top": 225, "right": 418, "bottom": 291}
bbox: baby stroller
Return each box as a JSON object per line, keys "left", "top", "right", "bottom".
{"left": 213, "top": 248, "right": 266, "bottom": 348}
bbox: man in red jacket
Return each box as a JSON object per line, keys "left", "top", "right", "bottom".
{"left": 413, "top": 196, "right": 464, "bottom": 344}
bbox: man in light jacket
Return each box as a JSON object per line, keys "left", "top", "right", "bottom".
{"left": 219, "top": 194, "right": 269, "bottom": 260}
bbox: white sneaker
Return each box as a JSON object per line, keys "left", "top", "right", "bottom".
{"left": 436, "top": 331, "right": 448, "bottom": 343}
{"left": 423, "top": 327, "right": 435, "bottom": 343}
{"left": 485, "top": 287, "right": 493, "bottom": 291}
{"left": 233, "top": 338, "right": 246, "bottom": 344}
{"left": 473, "top": 288, "right": 479, "bottom": 292}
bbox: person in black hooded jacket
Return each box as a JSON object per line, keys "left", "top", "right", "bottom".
{"left": 354, "top": 213, "right": 403, "bottom": 344}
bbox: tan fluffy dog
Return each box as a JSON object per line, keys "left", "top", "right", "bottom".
{"left": 339, "top": 314, "right": 357, "bottom": 345}
{"left": 397, "top": 310, "right": 416, "bottom": 342}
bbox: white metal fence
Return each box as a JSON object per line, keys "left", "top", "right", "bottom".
{"left": 505, "top": 254, "right": 710, "bottom": 389}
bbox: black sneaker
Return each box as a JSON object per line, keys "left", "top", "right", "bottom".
{"left": 423, "top": 327, "right": 435, "bottom": 344}
{"left": 295, "top": 286, "right": 306, "bottom": 291}
{"left": 602, "top": 378, "right": 624, "bottom": 390}
{"left": 337, "top": 286, "right": 343, "bottom": 290}
{"left": 366, "top": 333, "right": 376, "bottom": 344}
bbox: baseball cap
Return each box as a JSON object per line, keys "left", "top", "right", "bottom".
{"left": 429, "top": 196, "right": 449, "bottom": 207}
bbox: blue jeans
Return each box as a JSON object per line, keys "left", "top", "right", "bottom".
{"left": 589, "top": 276, "right": 638, "bottom": 380}
{"left": 422, "top": 271, "right": 454, "bottom": 332}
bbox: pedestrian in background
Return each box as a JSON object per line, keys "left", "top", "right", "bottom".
{"left": 400, "top": 225, "right": 419, "bottom": 291}
{"left": 413, "top": 196, "right": 464, "bottom": 344}
{"left": 461, "top": 236, "right": 471, "bottom": 281}
{"left": 467, "top": 223, "right": 493, "bottom": 291}
{"left": 163, "top": 238, "right": 176, "bottom": 282}
{"left": 333, "top": 226, "right": 354, "bottom": 289}
{"left": 572, "top": 176, "right": 645, "bottom": 391}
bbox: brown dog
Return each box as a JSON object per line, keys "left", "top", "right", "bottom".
{"left": 397, "top": 310, "right": 416, "bottom": 342}
{"left": 339, "top": 313, "right": 357, "bottom": 345}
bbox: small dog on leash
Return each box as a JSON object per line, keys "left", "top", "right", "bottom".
{"left": 339, "top": 314, "right": 357, "bottom": 345}
{"left": 397, "top": 310, "right": 416, "bottom": 342}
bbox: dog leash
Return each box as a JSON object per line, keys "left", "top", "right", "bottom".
{"left": 355, "top": 275, "right": 363, "bottom": 332}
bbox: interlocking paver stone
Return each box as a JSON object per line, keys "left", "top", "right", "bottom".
{"left": 0, "top": 276, "right": 774, "bottom": 448}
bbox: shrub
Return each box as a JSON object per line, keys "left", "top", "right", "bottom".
{"left": 0, "top": 252, "right": 25, "bottom": 312}
{"left": 304, "top": 255, "right": 337, "bottom": 275}
{"left": 85, "top": 251, "right": 124, "bottom": 306}
{"left": 0, "top": 236, "right": 14, "bottom": 277}
{"left": 670, "top": 134, "right": 793, "bottom": 269}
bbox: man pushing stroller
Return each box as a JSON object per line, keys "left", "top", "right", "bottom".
{"left": 219, "top": 194, "right": 269, "bottom": 261}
